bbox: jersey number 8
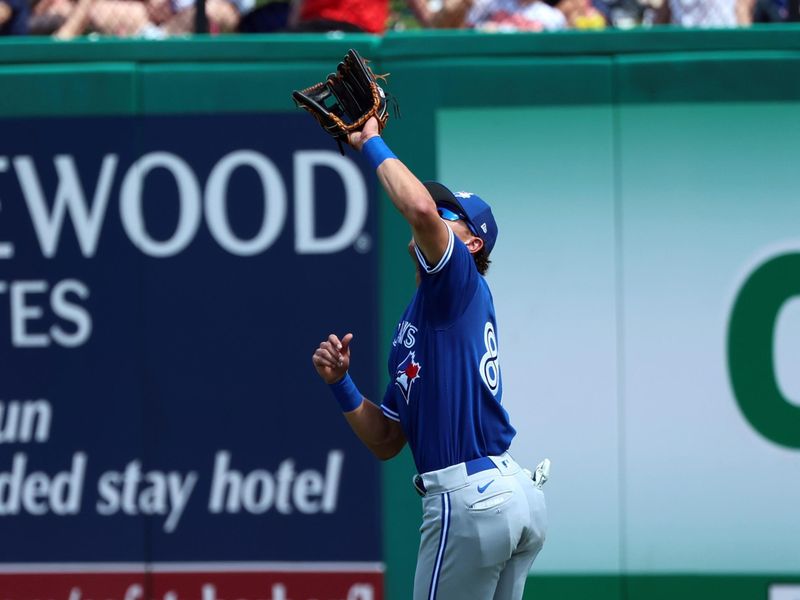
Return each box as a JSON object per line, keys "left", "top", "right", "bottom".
{"left": 480, "top": 321, "right": 500, "bottom": 396}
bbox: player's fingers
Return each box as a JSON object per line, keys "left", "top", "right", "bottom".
{"left": 341, "top": 333, "right": 354, "bottom": 354}
{"left": 326, "top": 334, "right": 345, "bottom": 365}
{"left": 328, "top": 333, "right": 343, "bottom": 351}
{"left": 319, "top": 342, "right": 341, "bottom": 365}
{"left": 313, "top": 349, "right": 339, "bottom": 369}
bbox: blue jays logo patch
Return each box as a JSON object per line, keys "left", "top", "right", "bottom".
{"left": 395, "top": 351, "right": 421, "bottom": 404}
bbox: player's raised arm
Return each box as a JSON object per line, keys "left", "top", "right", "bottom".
{"left": 312, "top": 332, "right": 406, "bottom": 460}
{"left": 293, "top": 53, "right": 448, "bottom": 266}
{"left": 349, "top": 118, "right": 451, "bottom": 267}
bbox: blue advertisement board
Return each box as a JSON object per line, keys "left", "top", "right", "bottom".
{"left": 0, "top": 114, "right": 382, "bottom": 598}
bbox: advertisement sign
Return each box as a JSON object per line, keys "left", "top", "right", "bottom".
{"left": 0, "top": 567, "right": 382, "bottom": 600}
{"left": 0, "top": 114, "right": 382, "bottom": 598}
{"left": 436, "top": 103, "right": 800, "bottom": 575}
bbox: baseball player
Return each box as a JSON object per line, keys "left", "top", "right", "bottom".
{"left": 312, "top": 117, "right": 547, "bottom": 600}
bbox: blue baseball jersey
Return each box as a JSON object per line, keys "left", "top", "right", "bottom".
{"left": 380, "top": 224, "right": 516, "bottom": 474}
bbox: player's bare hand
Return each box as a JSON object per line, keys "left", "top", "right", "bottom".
{"left": 312, "top": 333, "right": 354, "bottom": 384}
{"left": 348, "top": 117, "right": 380, "bottom": 151}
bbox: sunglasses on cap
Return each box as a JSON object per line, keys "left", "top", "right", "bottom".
{"left": 437, "top": 206, "right": 465, "bottom": 221}
{"left": 437, "top": 206, "right": 478, "bottom": 235}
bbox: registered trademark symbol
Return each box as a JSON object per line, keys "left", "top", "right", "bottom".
{"left": 354, "top": 234, "right": 371, "bottom": 253}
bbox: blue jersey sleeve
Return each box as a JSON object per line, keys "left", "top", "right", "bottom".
{"left": 414, "top": 224, "right": 480, "bottom": 327}
{"left": 380, "top": 382, "right": 400, "bottom": 422}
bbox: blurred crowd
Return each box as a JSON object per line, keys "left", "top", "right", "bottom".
{"left": 0, "top": 0, "right": 794, "bottom": 39}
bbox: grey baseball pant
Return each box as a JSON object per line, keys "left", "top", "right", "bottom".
{"left": 413, "top": 453, "right": 547, "bottom": 600}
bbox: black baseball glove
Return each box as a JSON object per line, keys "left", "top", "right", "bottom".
{"left": 292, "top": 49, "right": 392, "bottom": 154}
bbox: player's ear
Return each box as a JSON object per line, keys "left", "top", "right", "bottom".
{"left": 466, "top": 235, "right": 484, "bottom": 255}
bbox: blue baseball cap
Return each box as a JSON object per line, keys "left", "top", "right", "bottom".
{"left": 423, "top": 181, "right": 499, "bottom": 255}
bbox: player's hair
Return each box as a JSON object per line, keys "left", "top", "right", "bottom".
{"left": 474, "top": 246, "right": 491, "bottom": 276}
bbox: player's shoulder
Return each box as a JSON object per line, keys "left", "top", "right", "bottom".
{"left": 419, "top": 239, "right": 477, "bottom": 292}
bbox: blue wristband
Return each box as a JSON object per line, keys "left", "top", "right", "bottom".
{"left": 329, "top": 373, "right": 363, "bottom": 413}
{"left": 362, "top": 137, "right": 397, "bottom": 170}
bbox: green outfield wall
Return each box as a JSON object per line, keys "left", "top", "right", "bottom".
{"left": 2, "top": 28, "right": 800, "bottom": 600}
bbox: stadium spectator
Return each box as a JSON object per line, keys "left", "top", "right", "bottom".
{"left": 91, "top": 0, "right": 151, "bottom": 35}
{"left": 154, "top": 0, "right": 249, "bottom": 34}
{"left": 0, "top": 0, "right": 28, "bottom": 34}
{"left": 433, "top": 0, "right": 568, "bottom": 31}
{"left": 594, "top": 0, "right": 647, "bottom": 27}
{"left": 751, "top": 0, "right": 786, "bottom": 20}
{"left": 52, "top": 0, "right": 100, "bottom": 36}
{"left": 14, "top": 0, "right": 788, "bottom": 38}
{"left": 554, "top": 0, "right": 607, "bottom": 27}
{"left": 654, "top": 0, "right": 754, "bottom": 25}
{"left": 237, "top": 0, "right": 289, "bottom": 32}
{"left": 40, "top": 0, "right": 246, "bottom": 38}
{"left": 28, "top": 0, "right": 78, "bottom": 34}
{"left": 30, "top": 0, "right": 152, "bottom": 36}
{"left": 288, "top": 0, "right": 433, "bottom": 33}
